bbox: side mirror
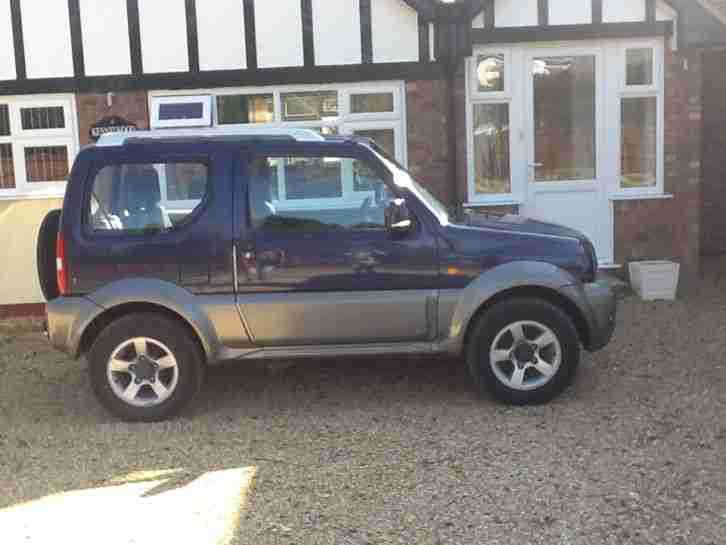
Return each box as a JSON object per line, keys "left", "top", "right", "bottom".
{"left": 385, "top": 198, "right": 413, "bottom": 235}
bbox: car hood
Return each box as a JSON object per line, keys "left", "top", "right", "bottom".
{"left": 454, "top": 212, "right": 589, "bottom": 243}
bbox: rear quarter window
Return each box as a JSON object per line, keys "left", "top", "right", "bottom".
{"left": 85, "top": 161, "right": 209, "bottom": 235}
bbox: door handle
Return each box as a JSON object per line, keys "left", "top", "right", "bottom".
{"left": 529, "top": 163, "right": 544, "bottom": 168}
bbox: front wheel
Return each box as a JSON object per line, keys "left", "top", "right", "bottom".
{"left": 466, "top": 298, "right": 581, "bottom": 405}
{"left": 88, "top": 313, "right": 205, "bottom": 422}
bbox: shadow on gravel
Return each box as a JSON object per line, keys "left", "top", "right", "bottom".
{"left": 196, "top": 354, "right": 481, "bottom": 415}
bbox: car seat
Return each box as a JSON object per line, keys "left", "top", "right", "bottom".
{"left": 122, "top": 168, "right": 173, "bottom": 232}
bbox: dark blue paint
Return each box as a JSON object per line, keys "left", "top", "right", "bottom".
{"left": 61, "top": 138, "right": 596, "bottom": 299}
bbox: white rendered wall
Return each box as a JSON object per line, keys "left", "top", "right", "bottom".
{"left": 138, "top": 0, "right": 189, "bottom": 73}
{"left": 254, "top": 0, "right": 304, "bottom": 68}
{"left": 196, "top": 0, "right": 247, "bottom": 71}
{"left": 603, "top": 0, "right": 646, "bottom": 23}
{"left": 549, "top": 0, "right": 592, "bottom": 25}
{"left": 0, "top": 0, "right": 16, "bottom": 80}
{"left": 494, "top": 0, "right": 538, "bottom": 27}
{"left": 20, "top": 0, "right": 74, "bottom": 78}
{"left": 80, "top": 0, "right": 132, "bottom": 76}
{"left": 313, "top": 0, "right": 362, "bottom": 65}
{"left": 371, "top": 0, "right": 418, "bottom": 63}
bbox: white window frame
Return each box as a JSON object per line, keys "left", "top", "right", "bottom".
{"left": 151, "top": 95, "right": 213, "bottom": 129}
{"left": 465, "top": 39, "right": 666, "bottom": 206}
{"left": 612, "top": 38, "right": 665, "bottom": 198}
{"left": 0, "top": 95, "right": 77, "bottom": 200}
{"left": 470, "top": 50, "right": 512, "bottom": 100}
{"left": 149, "top": 81, "right": 407, "bottom": 211}
{"left": 465, "top": 47, "right": 524, "bottom": 205}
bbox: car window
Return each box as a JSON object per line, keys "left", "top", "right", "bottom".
{"left": 86, "top": 161, "right": 209, "bottom": 234}
{"left": 248, "top": 155, "right": 392, "bottom": 233}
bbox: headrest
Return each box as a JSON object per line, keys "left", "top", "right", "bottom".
{"left": 124, "top": 168, "right": 161, "bottom": 209}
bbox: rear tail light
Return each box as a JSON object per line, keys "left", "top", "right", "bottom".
{"left": 56, "top": 233, "right": 69, "bottom": 296}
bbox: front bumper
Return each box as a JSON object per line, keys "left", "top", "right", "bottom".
{"left": 46, "top": 296, "right": 103, "bottom": 358}
{"left": 562, "top": 273, "right": 617, "bottom": 352}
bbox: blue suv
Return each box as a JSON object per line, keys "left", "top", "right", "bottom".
{"left": 38, "top": 128, "right": 616, "bottom": 421}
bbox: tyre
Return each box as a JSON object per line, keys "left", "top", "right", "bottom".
{"left": 466, "top": 298, "right": 581, "bottom": 405}
{"left": 36, "top": 209, "right": 61, "bottom": 301}
{"left": 88, "top": 313, "right": 205, "bottom": 422}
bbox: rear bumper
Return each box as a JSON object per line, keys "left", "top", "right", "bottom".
{"left": 46, "top": 296, "right": 102, "bottom": 358}
{"left": 563, "top": 274, "right": 617, "bottom": 352}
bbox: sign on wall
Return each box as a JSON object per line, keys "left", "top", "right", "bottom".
{"left": 89, "top": 116, "right": 138, "bottom": 142}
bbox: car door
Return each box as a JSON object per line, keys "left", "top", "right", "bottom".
{"left": 234, "top": 143, "right": 439, "bottom": 346}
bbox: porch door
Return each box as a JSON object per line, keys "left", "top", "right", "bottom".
{"left": 520, "top": 47, "right": 613, "bottom": 264}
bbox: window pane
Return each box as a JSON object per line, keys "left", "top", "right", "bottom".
{"left": 285, "top": 157, "right": 342, "bottom": 200}
{"left": 476, "top": 55, "right": 505, "bottom": 92}
{"left": 281, "top": 91, "right": 338, "bottom": 121}
{"left": 354, "top": 128, "right": 395, "bottom": 158}
{"left": 626, "top": 48, "right": 654, "bottom": 86}
{"left": 350, "top": 93, "right": 394, "bottom": 114}
{"left": 0, "top": 105, "right": 9, "bottom": 136}
{"left": 622, "top": 97, "right": 657, "bottom": 188}
{"left": 534, "top": 56, "right": 596, "bottom": 182}
{"left": 249, "top": 156, "right": 388, "bottom": 232}
{"left": 20, "top": 106, "right": 65, "bottom": 130}
{"left": 217, "top": 94, "right": 274, "bottom": 124}
{"left": 473, "top": 104, "right": 510, "bottom": 195}
{"left": 0, "top": 144, "right": 15, "bottom": 188}
{"left": 165, "top": 162, "right": 209, "bottom": 201}
{"left": 25, "top": 146, "right": 69, "bottom": 182}
{"left": 158, "top": 102, "right": 204, "bottom": 121}
{"left": 87, "top": 162, "right": 209, "bottom": 233}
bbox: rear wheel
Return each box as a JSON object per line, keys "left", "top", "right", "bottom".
{"left": 36, "top": 209, "right": 61, "bottom": 301}
{"left": 466, "top": 298, "right": 581, "bottom": 405}
{"left": 88, "top": 313, "right": 204, "bottom": 422}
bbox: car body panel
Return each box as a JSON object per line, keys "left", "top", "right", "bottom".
{"left": 83, "top": 278, "right": 245, "bottom": 360}
{"left": 238, "top": 290, "right": 437, "bottom": 346}
{"left": 233, "top": 144, "right": 441, "bottom": 345}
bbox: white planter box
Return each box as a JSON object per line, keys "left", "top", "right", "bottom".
{"left": 628, "top": 261, "right": 680, "bottom": 301}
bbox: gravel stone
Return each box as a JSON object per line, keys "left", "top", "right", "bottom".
{"left": 0, "top": 279, "right": 725, "bottom": 544}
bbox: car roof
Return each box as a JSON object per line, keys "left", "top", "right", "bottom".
{"left": 95, "top": 127, "right": 359, "bottom": 147}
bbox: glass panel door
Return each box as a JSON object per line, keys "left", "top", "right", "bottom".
{"left": 533, "top": 56, "right": 596, "bottom": 182}
{"left": 523, "top": 49, "right": 612, "bottom": 264}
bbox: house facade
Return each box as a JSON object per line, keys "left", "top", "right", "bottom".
{"left": 1, "top": 0, "right": 725, "bottom": 315}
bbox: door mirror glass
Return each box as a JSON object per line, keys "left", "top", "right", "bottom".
{"left": 385, "top": 198, "right": 413, "bottom": 234}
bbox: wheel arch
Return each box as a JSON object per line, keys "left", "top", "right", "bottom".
{"left": 462, "top": 286, "right": 591, "bottom": 352}
{"left": 442, "top": 261, "right": 592, "bottom": 355}
{"left": 77, "top": 302, "right": 208, "bottom": 363}
{"left": 74, "top": 278, "right": 221, "bottom": 362}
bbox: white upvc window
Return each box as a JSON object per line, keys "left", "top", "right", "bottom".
{"left": 612, "top": 38, "right": 665, "bottom": 197}
{"left": 465, "top": 39, "right": 666, "bottom": 206}
{"left": 151, "top": 95, "right": 213, "bottom": 129}
{"left": 149, "top": 81, "right": 407, "bottom": 211}
{"left": 465, "top": 48, "right": 525, "bottom": 205}
{"left": 0, "top": 95, "right": 77, "bottom": 200}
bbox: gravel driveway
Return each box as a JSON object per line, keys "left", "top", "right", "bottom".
{"left": 1, "top": 279, "right": 725, "bottom": 545}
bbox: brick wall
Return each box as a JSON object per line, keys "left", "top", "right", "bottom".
{"left": 701, "top": 50, "right": 726, "bottom": 257}
{"left": 405, "top": 80, "right": 454, "bottom": 205}
{"left": 75, "top": 91, "right": 150, "bottom": 147}
{"left": 614, "top": 48, "right": 703, "bottom": 276}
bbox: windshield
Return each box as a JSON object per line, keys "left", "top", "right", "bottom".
{"left": 368, "top": 144, "right": 449, "bottom": 225}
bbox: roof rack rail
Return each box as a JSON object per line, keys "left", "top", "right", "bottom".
{"left": 96, "top": 127, "right": 326, "bottom": 147}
